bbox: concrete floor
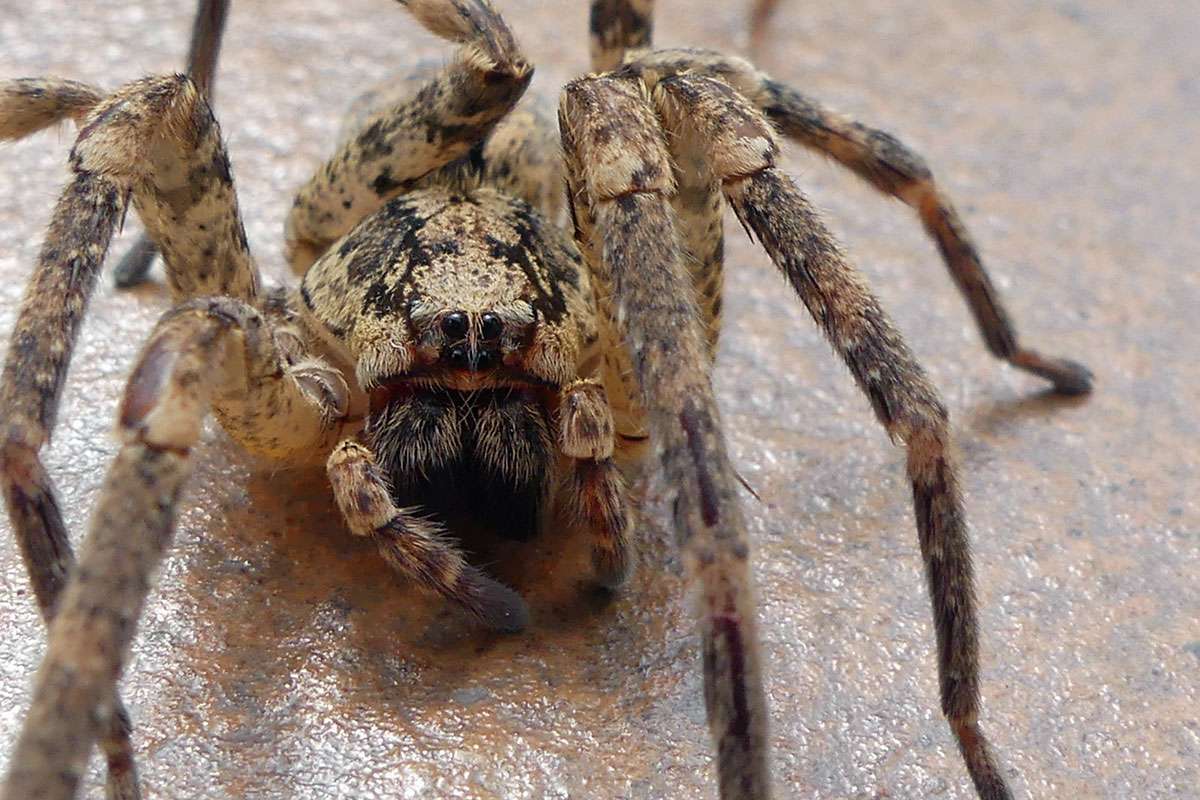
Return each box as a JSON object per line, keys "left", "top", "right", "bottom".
{"left": 1, "top": 1, "right": 1196, "bottom": 798}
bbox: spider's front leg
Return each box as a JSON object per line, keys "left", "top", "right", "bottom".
{"left": 561, "top": 75, "right": 771, "bottom": 799}
{"left": 112, "top": 0, "right": 231, "bottom": 288}
{"left": 655, "top": 73, "right": 1016, "bottom": 800}
{"left": 1, "top": 296, "right": 348, "bottom": 800}
{"left": 284, "top": 0, "right": 533, "bottom": 271}
{"left": 0, "top": 166, "right": 140, "bottom": 800}
{"left": 111, "top": 0, "right": 230, "bottom": 288}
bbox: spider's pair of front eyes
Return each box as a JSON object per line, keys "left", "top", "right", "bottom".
{"left": 439, "top": 309, "right": 506, "bottom": 371}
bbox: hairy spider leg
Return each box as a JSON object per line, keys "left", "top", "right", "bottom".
{"left": 561, "top": 74, "right": 772, "bottom": 800}
{"left": 654, "top": 71, "right": 1016, "bottom": 800}
{"left": 114, "top": 0, "right": 231, "bottom": 288}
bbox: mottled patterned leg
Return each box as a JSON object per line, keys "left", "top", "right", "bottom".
{"left": 284, "top": 0, "right": 533, "bottom": 271}
{"left": 751, "top": 78, "right": 1090, "bottom": 393}
{"left": 558, "top": 379, "right": 634, "bottom": 588}
{"left": 340, "top": 64, "right": 566, "bottom": 225}
{"left": 561, "top": 75, "right": 771, "bottom": 800}
{"left": 0, "top": 166, "right": 141, "bottom": 800}
{"left": 657, "top": 72, "right": 1013, "bottom": 800}
{"left": 327, "top": 439, "right": 529, "bottom": 632}
{"left": 114, "top": 0, "right": 230, "bottom": 289}
{"left": 0, "top": 78, "right": 102, "bottom": 140}
{"left": 589, "top": 0, "right": 654, "bottom": 72}
{"left": 628, "top": 48, "right": 1092, "bottom": 394}
{"left": 660, "top": 116, "right": 727, "bottom": 358}
{"left": 72, "top": 73, "right": 260, "bottom": 303}
{"left": 1, "top": 301, "right": 240, "bottom": 800}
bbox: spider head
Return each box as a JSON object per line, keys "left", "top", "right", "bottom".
{"left": 298, "top": 188, "right": 593, "bottom": 538}
{"left": 299, "top": 187, "right": 590, "bottom": 395}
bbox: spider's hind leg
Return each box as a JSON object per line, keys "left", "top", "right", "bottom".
{"left": 752, "top": 76, "right": 1091, "bottom": 394}
{"left": 630, "top": 49, "right": 1093, "bottom": 394}
{"left": 655, "top": 72, "right": 1015, "bottom": 800}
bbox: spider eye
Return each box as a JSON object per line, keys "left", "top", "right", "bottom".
{"left": 441, "top": 311, "right": 468, "bottom": 338}
{"left": 480, "top": 312, "right": 503, "bottom": 340}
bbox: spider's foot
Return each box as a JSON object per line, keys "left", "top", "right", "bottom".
{"left": 1011, "top": 349, "right": 1094, "bottom": 395}
{"left": 460, "top": 565, "right": 530, "bottom": 634}
{"left": 592, "top": 543, "right": 635, "bottom": 590}
{"left": 113, "top": 234, "right": 159, "bottom": 288}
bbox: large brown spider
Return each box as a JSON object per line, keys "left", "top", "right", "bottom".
{"left": 0, "top": 1, "right": 1093, "bottom": 798}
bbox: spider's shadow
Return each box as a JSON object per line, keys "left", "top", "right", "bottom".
{"left": 163, "top": 452, "right": 684, "bottom": 791}
{"left": 962, "top": 385, "right": 1092, "bottom": 438}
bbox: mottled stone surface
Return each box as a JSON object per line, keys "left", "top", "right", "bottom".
{"left": 0, "top": 1, "right": 1196, "bottom": 798}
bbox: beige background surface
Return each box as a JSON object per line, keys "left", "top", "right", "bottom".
{"left": 1, "top": 1, "right": 1197, "bottom": 798}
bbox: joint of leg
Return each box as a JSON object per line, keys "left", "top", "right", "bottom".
{"left": 118, "top": 315, "right": 229, "bottom": 452}
{"left": 654, "top": 73, "right": 780, "bottom": 182}
{"left": 73, "top": 75, "right": 201, "bottom": 178}
{"left": 561, "top": 76, "right": 677, "bottom": 202}
{"left": 0, "top": 424, "right": 44, "bottom": 485}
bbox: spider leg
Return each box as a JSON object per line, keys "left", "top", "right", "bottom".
{"left": 2, "top": 293, "right": 353, "bottom": 800}
{"left": 284, "top": 0, "right": 533, "bottom": 272}
{"left": 753, "top": 79, "right": 1091, "bottom": 393}
{"left": 0, "top": 165, "right": 141, "bottom": 800}
{"left": 0, "top": 78, "right": 103, "bottom": 141}
{"left": 18, "top": 72, "right": 263, "bottom": 303}
{"left": 658, "top": 102, "right": 727, "bottom": 359}
{"left": 0, "top": 300, "right": 248, "bottom": 800}
{"left": 589, "top": 0, "right": 655, "bottom": 72}
{"left": 327, "top": 439, "right": 529, "bottom": 632}
{"left": 626, "top": 48, "right": 1092, "bottom": 395}
{"left": 561, "top": 75, "right": 771, "bottom": 799}
{"left": 113, "top": 0, "right": 230, "bottom": 289}
{"left": 656, "top": 72, "right": 1014, "bottom": 800}
{"left": 338, "top": 63, "right": 566, "bottom": 225}
{"left": 557, "top": 379, "right": 635, "bottom": 588}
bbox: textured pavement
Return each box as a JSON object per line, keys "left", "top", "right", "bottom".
{"left": 1, "top": 1, "right": 1197, "bottom": 798}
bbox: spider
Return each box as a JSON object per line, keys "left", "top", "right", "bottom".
{"left": 0, "top": 1, "right": 1094, "bottom": 798}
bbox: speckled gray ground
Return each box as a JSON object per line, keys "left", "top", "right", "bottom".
{"left": 0, "top": 1, "right": 1197, "bottom": 798}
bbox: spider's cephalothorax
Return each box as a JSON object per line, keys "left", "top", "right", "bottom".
{"left": 0, "top": 1, "right": 1093, "bottom": 799}
{"left": 304, "top": 185, "right": 596, "bottom": 546}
